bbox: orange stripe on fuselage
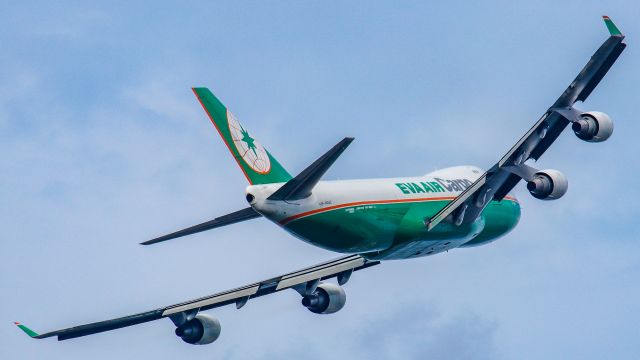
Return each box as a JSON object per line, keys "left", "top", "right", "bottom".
{"left": 279, "top": 195, "right": 518, "bottom": 225}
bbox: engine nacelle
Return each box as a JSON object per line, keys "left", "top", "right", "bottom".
{"left": 301, "top": 283, "right": 346, "bottom": 314}
{"left": 572, "top": 111, "right": 614, "bottom": 142}
{"left": 175, "top": 314, "right": 221, "bottom": 345}
{"left": 526, "top": 169, "right": 568, "bottom": 200}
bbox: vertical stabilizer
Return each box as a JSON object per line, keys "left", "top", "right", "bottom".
{"left": 192, "top": 87, "right": 292, "bottom": 184}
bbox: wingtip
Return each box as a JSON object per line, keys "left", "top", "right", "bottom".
{"left": 14, "top": 322, "right": 39, "bottom": 338}
{"left": 602, "top": 15, "right": 622, "bottom": 36}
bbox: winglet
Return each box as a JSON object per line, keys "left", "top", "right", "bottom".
{"left": 603, "top": 16, "right": 622, "bottom": 36}
{"left": 14, "top": 322, "right": 39, "bottom": 338}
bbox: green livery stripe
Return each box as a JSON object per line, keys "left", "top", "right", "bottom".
{"left": 280, "top": 196, "right": 518, "bottom": 225}
{"left": 192, "top": 87, "right": 292, "bottom": 185}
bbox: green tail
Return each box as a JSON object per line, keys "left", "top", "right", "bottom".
{"left": 192, "top": 87, "right": 292, "bottom": 185}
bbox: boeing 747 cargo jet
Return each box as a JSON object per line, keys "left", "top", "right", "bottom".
{"left": 16, "top": 16, "right": 626, "bottom": 346}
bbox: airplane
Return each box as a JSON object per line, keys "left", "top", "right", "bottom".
{"left": 16, "top": 16, "right": 626, "bottom": 345}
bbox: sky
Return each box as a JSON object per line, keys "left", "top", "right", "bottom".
{"left": 1, "top": 1, "right": 639, "bottom": 359}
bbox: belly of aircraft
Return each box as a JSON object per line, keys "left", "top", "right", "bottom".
{"left": 282, "top": 198, "right": 520, "bottom": 260}
{"left": 282, "top": 202, "right": 402, "bottom": 253}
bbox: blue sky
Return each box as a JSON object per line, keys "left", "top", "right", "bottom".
{"left": 2, "top": 1, "right": 639, "bottom": 359}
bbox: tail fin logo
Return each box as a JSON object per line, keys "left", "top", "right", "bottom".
{"left": 227, "top": 110, "right": 271, "bottom": 174}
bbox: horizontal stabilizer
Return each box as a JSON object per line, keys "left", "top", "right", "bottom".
{"left": 141, "top": 207, "right": 261, "bottom": 245}
{"left": 267, "top": 137, "right": 354, "bottom": 201}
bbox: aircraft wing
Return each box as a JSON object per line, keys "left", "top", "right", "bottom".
{"left": 141, "top": 207, "right": 261, "bottom": 245}
{"left": 427, "top": 16, "right": 625, "bottom": 230}
{"left": 16, "top": 255, "right": 379, "bottom": 341}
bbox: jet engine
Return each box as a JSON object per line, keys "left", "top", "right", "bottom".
{"left": 301, "top": 283, "right": 346, "bottom": 314}
{"left": 572, "top": 111, "right": 614, "bottom": 142}
{"left": 526, "top": 169, "right": 568, "bottom": 200}
{"left": 174, "top": 314, "right": 221, "bottom": 345}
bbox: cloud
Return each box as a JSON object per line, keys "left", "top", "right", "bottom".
{"left": 2, "top": 3, "right": 640, "bottom": 360}
{"left": 0, "top": 66, "right": 40, "bottom": 128}
{"left": 354, "top": 303, "right": 498, "bottom": 360}
{"left": 29, "top": 8, "right": 110, "bottom": 40}
{"left": 246, "top": 302, "right": 498, "bottom": 360}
